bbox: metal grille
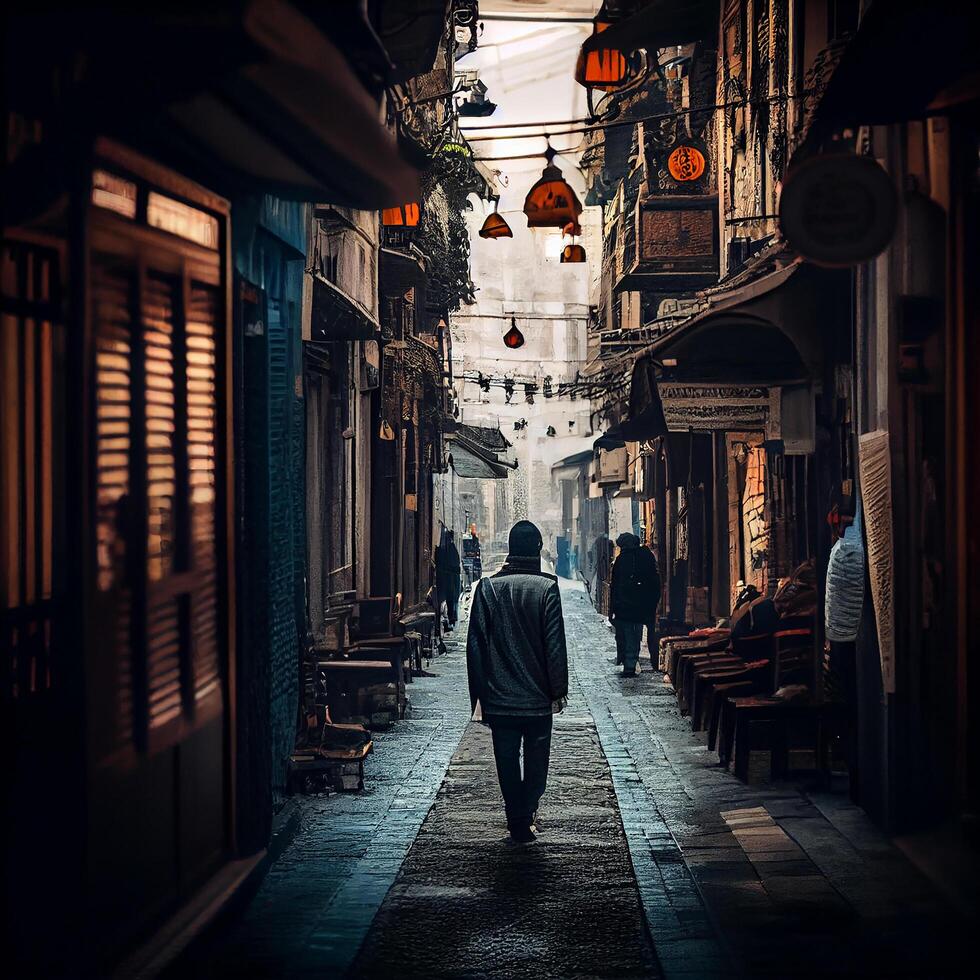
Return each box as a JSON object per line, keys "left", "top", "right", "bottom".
{"left": 1, "top": 241, "right": 64, "bottom": 701}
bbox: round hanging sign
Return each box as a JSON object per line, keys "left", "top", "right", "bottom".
{"left": 667, "top": 144, "right": 706, "bottom": 182}
{"left": 779, "top": 154, "right": 897, "bottom": 267}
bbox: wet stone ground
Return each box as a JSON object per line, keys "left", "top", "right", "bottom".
{"left": 193, "top": 581, "right": 966, "bottom": 979}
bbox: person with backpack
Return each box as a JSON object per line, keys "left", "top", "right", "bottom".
{"left": 466, "top": 521, "right": 569, "bottom": 844}
{"left": 610, "top": 532, "right": 661, "bottom": 677}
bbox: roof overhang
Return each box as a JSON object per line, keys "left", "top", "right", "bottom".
{"left": 582, "top": 0, "right": 719, "bottom": 55}
{"left": 4, "top": 1, "right": 420, "bottom": 212}
{"left": 798, "top": 0, "right": 980, "bottom": 157}
{"left": 310, "top": 273, "right": 379, "bottom": 341}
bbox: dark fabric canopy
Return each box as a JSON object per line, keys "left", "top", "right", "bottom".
{"left": 800, "top": 0, "right": 980, "bottom": 155}
{"left": 594, "top": 356, "right": 668, "bottom": 450}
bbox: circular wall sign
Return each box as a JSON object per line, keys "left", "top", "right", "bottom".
{"left": 667, "top": 144, "right": 706, "bottom": 182}
{"left": 779, "top": 154, "right": 897, "bottom": 267}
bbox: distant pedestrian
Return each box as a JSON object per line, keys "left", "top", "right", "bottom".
{"left": 435, "top": 528, "right": 462, "bottom": 629}
{"left": 609, "top": 532, "right": 661, "bottom": 677}
{"left": 466, "top": 520, "right": 569, "bottom": 844}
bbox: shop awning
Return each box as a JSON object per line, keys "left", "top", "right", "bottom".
{"left": 798, "top": 0, "right": 980, "bottom": 155}
{"left": 448, "top": 440, "right": 512, "bottom": 480}
{"left": 380, "top": 247, "right": 429, "bottom": 296}
{"left": 582, "top": 0, "right": 718, "bottom": 54}
{"left": 551, "top": 449, "right": 594, "bottom": 474}
{"left": 638, "top": 258, "right": 849, "bottom": 385}
{"left": 310, "top": 273, "right": 379, "bottom": 341}
{"left": 593, "top": 356, "right": 669, "bottom": 451}
{"left": 446, "top": 423, "right": 518, "bottom": 480}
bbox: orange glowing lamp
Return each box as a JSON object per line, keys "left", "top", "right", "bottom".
{"left": 575, "top": 21, "right": 628, "bottom": 91}
{"left": 479, "top": 210, "right": 513, "bottom": 239}
{"left": 560, "top": 243, "right": 586, "bottom": 263}
{"left": 382, "top": 203, "right": 421, "bottom": 226}
{"left": 523, "top": 149, "right": 582, "bottom": 229}
{"left": 667, "top": 145, "right": 706, "bottom": 182}
{"left": 563, "top": 219, "right": 582, "bottom": 237}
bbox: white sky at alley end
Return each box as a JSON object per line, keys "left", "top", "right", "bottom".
{"left": 460, "top": 5, "right": 598, "bottom": 204}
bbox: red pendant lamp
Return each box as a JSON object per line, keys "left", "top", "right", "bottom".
{"left": 563, "top": 219, "right": 582, "bottom": 237}
{"left": 560, "top": 243, "right": 586, "bottom": 263}
{"left": 479, "top": 200, "right": 513, "bottom": 239}
{"left": 503, "top": 317, "right": 525, "bottom": 349}
{"left": 523, "top": 148, "right": 582, "bottom": 229}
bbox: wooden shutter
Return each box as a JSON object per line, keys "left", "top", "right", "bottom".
{"left": 92, "top": 256, "right": 136, "bottom": 756}
{"left": 187, "top": 284, "right": 220, "bottom": 704}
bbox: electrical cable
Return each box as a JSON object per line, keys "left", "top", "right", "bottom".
{"left": 465, "top": 90, "right": 810, "bottom": 145}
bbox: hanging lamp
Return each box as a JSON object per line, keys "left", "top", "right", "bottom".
{"left": 523, "top": 147, "right": 582, "bottom": 229}
{"left": 479, "top": 200, "right": 513, "bottom": 239}
{"left": 502, "top": 317, "right": 525, "bottom": 349}
{"left": 574, "top": 18, "right": 628, "bottom": 91}
{"left": 562, "top": 218, "right": 582, "bottom": 237}
{"left": 382, "top": 202, "right": 421, "bottom": 227}
{"left": 560, "top": 243, "right": 586, "bottom": 263}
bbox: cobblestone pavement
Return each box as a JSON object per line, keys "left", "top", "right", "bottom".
{"left": 351, "top": 688, "right": 658, "bottom": 978}
{"left": 559, "top": 580, "right": 964, "bottom": 979}
{"left": 192, "top": 604, "right": 473, "bottom": 979}
{"left": 196, "top": 580, "right": 964, "bottom": 980}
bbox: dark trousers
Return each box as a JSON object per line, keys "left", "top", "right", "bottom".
{"left": 445, "top": 589, "right": 459, "bottom": 626}
{"left": 646, "top": 624, "right": 658, "bottom": 665}
{"left": 486, "top": 715, "right": 553, "bottom": 830}
{"left": 614, "top": 620, "right": 643, "bottom": 671}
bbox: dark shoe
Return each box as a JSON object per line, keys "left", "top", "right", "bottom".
{"left": 510, "top": 825, "right": 536, "bottom": 844}
{"left": 622, "top": 668, "right": 636, "bottom": 678}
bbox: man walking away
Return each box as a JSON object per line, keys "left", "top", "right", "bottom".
{"left": 466, "top": 520, "right": 569, "bottom": 844}
{"left": 610, "top": 532, "right": 661, "bottom": 677}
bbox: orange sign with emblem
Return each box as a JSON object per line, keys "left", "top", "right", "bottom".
{"left": 667, "top": 145, "right": 706, "bottom": 182}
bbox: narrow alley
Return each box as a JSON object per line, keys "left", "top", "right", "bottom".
{"left": 5, "top": 3, "right": 980, "bottom": 978}
{"left": 190, "top": 580, "right": 963, "bottom": 980}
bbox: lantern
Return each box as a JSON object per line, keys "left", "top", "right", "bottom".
{"left": 382, "top": 203, "right": 421, "bottom": 226}
{"left": 479, "top": 204, "right": 513, "bottom": 239}
{"left": 574, "top": 20, "right": 628, "bottom": 91}
{"left": 523, "top": 149, "right": 582, "bottom": 229}
{"left": 560, "top": 243, "right": 586, "bottom": 263}
{"left": 562, "top": 219, "right": 582, "bottom": 237}
{"left": 667, "top": 145, "right": 706, "bottom": 182}
{"left": 503, "top": 318, "right": 525, "bottom": 349}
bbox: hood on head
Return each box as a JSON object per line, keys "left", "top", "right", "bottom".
{"left": 616, "top": 532, "right": 640, "bottom": 549}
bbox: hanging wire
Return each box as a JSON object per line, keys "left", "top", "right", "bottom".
{"left": 465, "top": 90, "right": 811, "bottom": 146}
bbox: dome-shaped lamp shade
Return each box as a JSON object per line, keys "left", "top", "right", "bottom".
{"left": 479, "top": 211, "right": 513, "bottom": 239}
{"left": 560, "top": 243, "right": 586, "bottom": 263}
{"left": 563, "top": 219, "right": 582, "bottom": 237}
{"left": 503, "top": 319, "right": 525, "bottom": 349}
{"left": 523, "top": 160, "right": 583, "bottom": 229}
{"left": 382, "top": 203, "right": 421, "bottom": 227}
{"left": 574, "top": 21, "right": 628, "bottom": 91}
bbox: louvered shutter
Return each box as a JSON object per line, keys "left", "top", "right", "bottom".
{"left": 92, "top": 256, "right": 136, "bottom": 756}
{"left": 187, "top": 285, "right": 220, "bottom": 703}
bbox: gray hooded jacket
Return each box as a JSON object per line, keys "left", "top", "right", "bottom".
{"left": 466, "top": 556, "right": 569, "bottom": 716}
